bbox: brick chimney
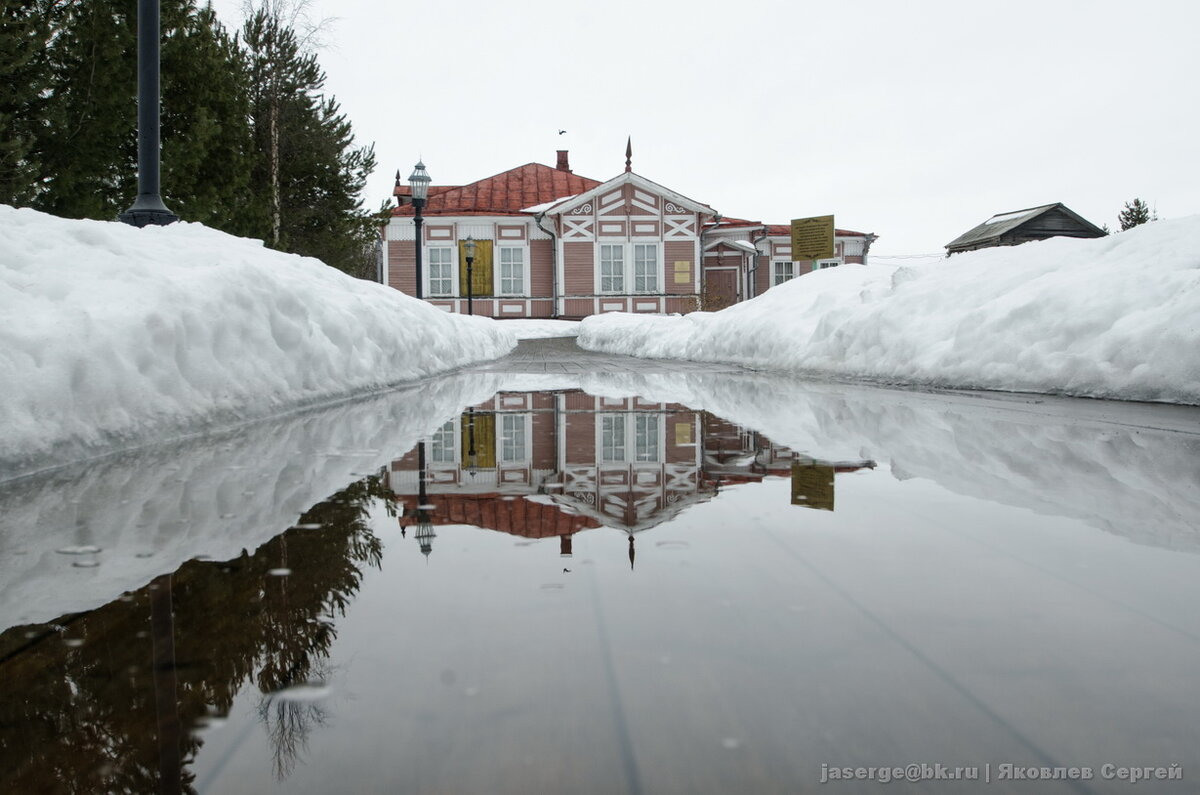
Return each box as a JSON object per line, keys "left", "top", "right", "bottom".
{"left": 556, "top": 150, "right": 571, "bottom": 172}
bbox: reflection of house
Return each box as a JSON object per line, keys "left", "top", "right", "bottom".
{"left": 386, "top": 149, "right": 875, "bottom": 318}
{"left": 388, "top": 390, "right": 713, "bottom": 557}
{"left": 390, "top": 397, "right": 877, "bottom": 560}
{"left": 701, "top": 415, "right": 875, "bottom": 511}
{"left": 945, "top": 203, "right": 1106, "bottom": 255}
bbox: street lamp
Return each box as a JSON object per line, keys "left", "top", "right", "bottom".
{"left": 408, "top": 161, "right": 431, "bottom": 299}
{"left": 119, "top": 0, "right": 178, "bottom": 227}
{"left": 464, "top": 236, "right": 476, "bottom": 316}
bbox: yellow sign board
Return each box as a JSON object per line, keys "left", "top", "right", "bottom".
{"left": 790, "top": 215, "right": 835, "bottom": 261}
{"left": 673, "top": 260, "right": 691, "bottom": 284}
{"left": 791, "top": 462, "right": 835, "bottom": 511}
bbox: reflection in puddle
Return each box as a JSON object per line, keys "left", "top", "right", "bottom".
{"left": 389, "top": 390, "right": 875, "bottom": 564}
{"left": 1, "top": 373, "right": 1199, "bottom": 793}
{"left": 0, "top": 476, "right": 387, "bottom": 794}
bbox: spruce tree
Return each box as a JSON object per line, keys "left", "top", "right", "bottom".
{"left": 160, "top": 2, "right": 257, "bottom": 233}
{"left": 0, "top": 0, "right": 64, "bottom": 206}
{"left": 1118, "top": 198, "right": 1152, "bottom": 231}
{"left": 241, "top": 6, "right": 377, "bottom": 276}
{"left": 29, "top": 0, "right": 138, "bottom": 220}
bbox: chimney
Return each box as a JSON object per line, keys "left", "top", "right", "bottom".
{"left": 556, "top": 150, "right": 571, "bottom": 172}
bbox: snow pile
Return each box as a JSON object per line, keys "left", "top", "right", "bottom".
{"left": 0, "top": 205, "right": 516, "bottom": 477}
{"left": 579, "top": 217, "right": 1200, "bottom": 404}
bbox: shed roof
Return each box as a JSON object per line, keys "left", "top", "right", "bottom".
{"left": 945, "top": 203, "right": 1105, "bottom": 250}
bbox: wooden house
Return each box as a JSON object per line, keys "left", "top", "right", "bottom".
{"left": 945, "top": 203, "right": 1106, "bottom": 255}
{"left": 385, "top": 149, "right": 875, "bottom": 318}
{"left": 702, "top": 221, "right": 877, "bottom": 310}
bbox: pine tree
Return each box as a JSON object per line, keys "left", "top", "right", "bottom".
{"left": 160, "top": 2, "right": 257, "bottom": 233}
{"left": 1118, "top": 198, "right": 1152, "bottom": 231}
{"left": 0, "top": 0, "right": 65, "bottom": 206}
{"left": 241, "top": 6, "right": 377, "bottom": 276}
{"left": 28, "top": 0, "right": 138, "bottom": 219}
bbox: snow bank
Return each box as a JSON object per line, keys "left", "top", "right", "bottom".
{"left": 0, "top": 206, "right": 516, "bottom": 477}
{"left": 579, "top": 217, "right": 1200, "bottom": 404}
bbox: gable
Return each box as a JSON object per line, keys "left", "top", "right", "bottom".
{"left": 547, "top": 172, "right": 716, "bottom": 219}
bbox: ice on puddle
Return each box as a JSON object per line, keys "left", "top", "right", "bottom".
{"left": 55, "top": 545, "right": 101, "bottom": 555}
{"left": 268, "top": 682, "right": 331, "bottom": 703}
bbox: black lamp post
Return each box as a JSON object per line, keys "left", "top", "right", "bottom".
{"left": 119, "top": 0, "right": 178, "bottom": 227}
{"left": 408, "top": 161, "right": 430, "bottom": 299}
{"left": 464, "top": 235, "right": 476, "bottom": 315}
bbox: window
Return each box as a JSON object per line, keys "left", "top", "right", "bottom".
{"left": 429, "top": 420, "right": 455, "bottom": 463}
{"left": 499, "top": 247, "right": 524, "bottom": 295}
{"left": 428, "top": 248, "right": 453, "bottom": 295}
{"left": 634, "top": 244, "right": 658, "bottom": 292}
{"left": 500, "top": 414, "right": 526, "bottom": 462}
{"left": 601, "top": 414, "right": 625, "bottom": 462}
{"left": 634, "top": 415, "right": 659, "bottom": 462}
{"left": 600, "top": 245, "right": 624, "bottom": 293}
{"left": 599, "top": 243, "right": 662, "bottom": 294}
{"left": 600, "top": 413, "right": 661, "bottom": 462}
{"left": 814, "top": 259, "right": 841, "bottom": 271}
{"left": 773, "top": 260, "right": 795, "bottom": 286}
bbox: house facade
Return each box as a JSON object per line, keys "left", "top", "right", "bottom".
{"left": 385, "top": 150, "right": 875, "bottom": 318}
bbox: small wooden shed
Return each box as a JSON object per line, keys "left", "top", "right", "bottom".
{"left": 945, "top": 203, "right": 1106, "bottom": 255}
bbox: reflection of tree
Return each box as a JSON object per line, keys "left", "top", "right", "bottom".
{"left": 0, "top": 474, "right": 390, "bottom": 794}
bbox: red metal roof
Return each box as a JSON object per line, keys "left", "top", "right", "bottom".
{"left": 398, "top": 493, "right": 601, "bottom": 538}
{"left": 392, "top": 162, "right": 602, "bottom": 218}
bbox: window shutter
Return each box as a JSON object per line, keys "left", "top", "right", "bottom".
{"left": 459, "top": 240, "right": 493, "bottom": 296}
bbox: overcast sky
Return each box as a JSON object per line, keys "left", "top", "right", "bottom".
{"left": 207, "top": 0, "right": 1199, "bottom": 257}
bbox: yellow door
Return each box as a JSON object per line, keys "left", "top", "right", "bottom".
{"left": 461, "top": 412, "right": 496, "bottom": 469}
{"left": 459, "top": 240, "right": 493, "bottom": 297}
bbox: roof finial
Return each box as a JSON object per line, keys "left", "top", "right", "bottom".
{"left": 625, "top": 136, "right": 632, "bottom": 173}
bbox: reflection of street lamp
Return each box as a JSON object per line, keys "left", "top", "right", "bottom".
{"left": 408, "top": 161, "right": 431, "bottom": 300}
{"left": 463, "top": 236, "right": 476, "bottom": 316}
{"left": 466, "top": 408, "right": 478, "bottom": 478}
{"left": 416, "top": 440, "right": 435, "bottom": 557}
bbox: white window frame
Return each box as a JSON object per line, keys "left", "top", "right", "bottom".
{"left": 499, "top": 413, "right": 530, "bottom": 463}
{"left": 598, "top": 412, "right": 664, "bottom": 463}
{"left": 429, "top": 420, "right": 456, "bottom": 463}
{"left": 772, "top": 260, "right": 795, "bottom": 286}
{"left": 597, "top": 242, "right": 662, "bottom": 295}
{"left": 599, "top": 244, "right": 624, "bottom": 294}
{"left": 427, "top": 247, "right": 454, "bottom": 296}
{"left": 497, "top": 246, "right": 527, "bottom": 296}
{"left": 813, "top": 259, "right": 842, "bottom": 271}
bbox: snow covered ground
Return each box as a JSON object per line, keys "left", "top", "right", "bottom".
{"left": 579, "top": 217, "right": 1200, "bottom": 405}
{"left": 498, "top": 318, "right": 580, "bottom": 339}
{"left": 0, "top": 206, "right": 515, "bottom": 479}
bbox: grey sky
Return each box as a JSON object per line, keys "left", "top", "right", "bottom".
{"left": 207, "top": 0, "right": 1199, "bottom": 256}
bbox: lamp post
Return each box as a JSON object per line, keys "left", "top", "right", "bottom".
{"left": 119, "top": 0, "right": 178, "bottom": 227}
{"left": 464, "top": 236, "right": 476, "bottom": 316}
{"left": 408, "top": 161, "right": 431, "bottom": 299}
